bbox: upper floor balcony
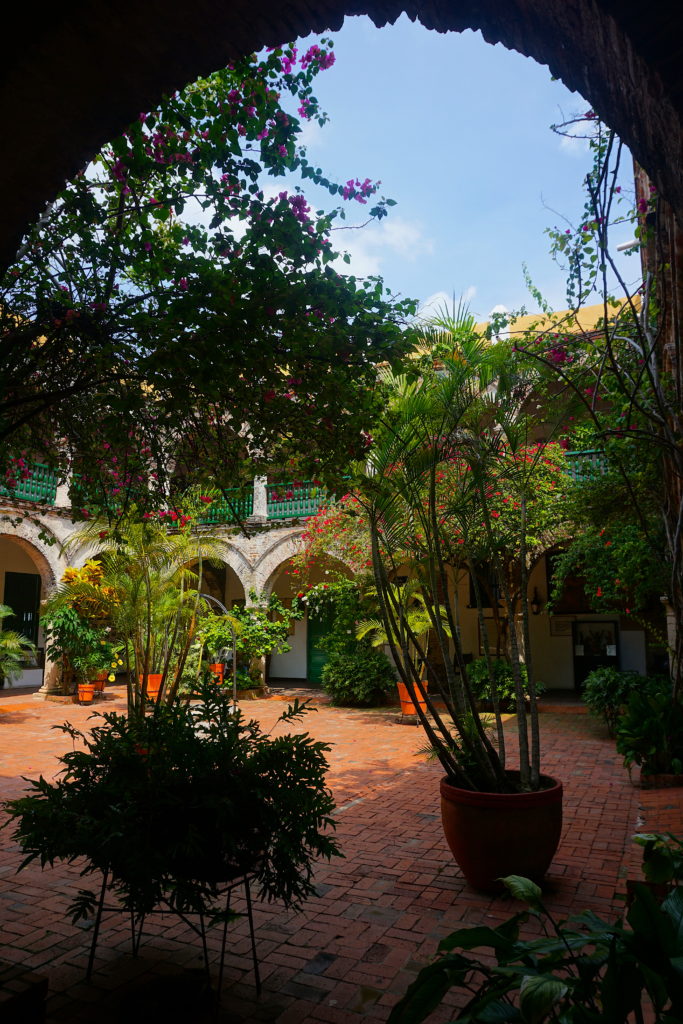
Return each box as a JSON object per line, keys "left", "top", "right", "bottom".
{"left": 0, "top": 453, "right": 607, "bottom": 524}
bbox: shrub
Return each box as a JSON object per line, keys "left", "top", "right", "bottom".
{"left": 582, "top": 666, "right": 640, "bottom": 736}
{"left": 321, "top": 646, "right": 396, "bottom": 707}
{"left": 616, "top": 675, "right": 683, "bottom": 777}
{"left": 3, "top": 681, "right": 340, "bottom": 921}
{"left": 467, "top": 657, "right": 535, "bottom": 710}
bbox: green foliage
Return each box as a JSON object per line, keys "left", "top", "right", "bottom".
{"left": 40, "top": 604, "right": 113, "bottom": 690}
{"left": 0, "top": 604, "right": 37, "bottom": 685}
{"left": 2, "top": 682, "right": 340, "bottom": 921}
{"left": 68, "top": 508, "right": 226, "bottom": 710}
{"left": 616, "top": 677, "right": 683, "bottom": 776}
{"left": 307, "top": 579, "right": 365, "bottom": 656}
{"left": 389, "top": 874, "right": 683, "bottom": 1023}
{"left": 549, "top": 518, "right": 666, "bottom": 618}
{"left": 199, "top": 594, "right": 303, "bottom": 663}
{"left": 634, "top": 832, "right": 683, "bottom": 886}
{"left": 321, "top": 646, "right": 396, "bottom": 707}
{"left": 1, "top": 42, "right": 416, "bottom": 512}
{"left": 467, "top": 657, "right": 533, "bottom": 709}
{"left": 348, "top": 333, "right": 561, "bottom": 791}
{"left": 582, "top": 666, "right": 640, "bottom": 736}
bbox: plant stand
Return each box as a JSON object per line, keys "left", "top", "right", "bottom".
{"left": 86, "top": 865, "right": 262, "bottom": 995}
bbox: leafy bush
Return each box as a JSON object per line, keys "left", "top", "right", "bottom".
{"left": 582, "top": 666, "right": 640, "bottom": 736}
{"left": 389, "top": 874, "right": 683, "bottom": 1023}
{"left": 616, "top": 675, "right": 683, "bottom": 776}
{"left": 467, "top": 657, "right": 536, "bottom": 709}
{"left": 321, "top": 646, "right": 396, "bottom": 707}
{"left": 3, "top": 682, "right": 340, "bottom": 921}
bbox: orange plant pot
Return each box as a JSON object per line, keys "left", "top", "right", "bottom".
{"left": 139, "top": 673, "right": 163, "bottom": 700}
{"left": 208, "top": 663, "right": 225, "bottom": 685}
{"left": 396, "top": 680, "right": 428, "bottom": 715}
{"left": 92, "top": 672, "right": 107, "bottom": 693}
{"left": 78, "top": 683, "right": 96, "bottom": 704}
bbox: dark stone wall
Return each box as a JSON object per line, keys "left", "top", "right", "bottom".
{"left": 1, "top": 0, "right": 682, "bottom": 268}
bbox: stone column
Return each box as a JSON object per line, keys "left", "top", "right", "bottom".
{"left": 34, "top": 655, "right": 64, "bottom": 698}
{"left": 251, "top": 476, "right": 268, "bottom": 522}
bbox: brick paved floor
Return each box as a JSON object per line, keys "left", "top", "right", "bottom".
{"left": 1, "top": 687, "right": 681, "bottom": 1023}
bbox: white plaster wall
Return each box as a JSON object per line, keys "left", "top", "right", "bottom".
{"left": 270, "top": 617, "right": 307, "bottom": 679}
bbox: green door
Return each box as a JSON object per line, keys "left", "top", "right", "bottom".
{"left": 306, "top": 608, "right": 334, "bottom": 684}
{"left": 3, "top": 571, "right": 41, "bottom": 646}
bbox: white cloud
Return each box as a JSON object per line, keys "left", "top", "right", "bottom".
{"left": 418, "top": 287, "right": 477, "bottom": 319}
{"left": 298, "top": 119, "right": 325, "bottom": 150}
{"left": 332, "top": 216, "right": 434, "bottom": 279}
{"left": 558, "top": 125, "right": 590, "bottom": 158}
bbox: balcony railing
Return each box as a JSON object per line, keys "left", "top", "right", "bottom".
{"left": 0, "top": 463, "right": 58, "bottom": 504}
{"left": 564, "top": 449, "right": 608, "bottom": 481}
{"left": 267, "top": 481, "right": 326, "bottom": 520}
{"left": 198, "top": 489, "right": 254, "bottom": 525}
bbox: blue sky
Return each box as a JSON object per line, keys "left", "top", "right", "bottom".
{"left": 284, "top": 15, "right": 641, "bottom": 321}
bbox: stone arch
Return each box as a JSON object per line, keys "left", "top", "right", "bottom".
{"left": 252, "top": 529, "right": 357, "bottom": 597}
{"left": 0, "top": 516, "right": 64, "bottom": 595}
{"left": 252, "top": 530, "right": 307, "bottom": 599}
{"left": 3, "top": 2, "right": 683, "bottom": 269}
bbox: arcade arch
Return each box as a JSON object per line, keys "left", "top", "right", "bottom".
{"left": 3, "top": 2, "right": 683, "bottom": 271}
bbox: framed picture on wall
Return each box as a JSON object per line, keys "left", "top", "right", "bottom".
{"left": 549, "top": 617, "right": 574, "bottom": 637}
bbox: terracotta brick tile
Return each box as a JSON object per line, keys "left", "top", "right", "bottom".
{"left": 2, "top": 699, "right": 679, "bottom": 1022}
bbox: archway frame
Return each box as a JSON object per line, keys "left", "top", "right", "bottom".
{"left": 2, "top": 1, "right": 683, "bottom": 269}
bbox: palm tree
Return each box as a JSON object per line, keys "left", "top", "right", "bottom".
{"left": 0, "top": 605, "right": 37, "bottom": 686}
{"left": 354, "top": 319, "right": 567, "bottom": 792}
{"left": 66, "top": 504, "right": 228, "bottom": 713}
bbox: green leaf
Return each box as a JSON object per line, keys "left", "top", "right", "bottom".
{"left": 388, "top": 957, "right": 471, "bottom": 1024}
{"left": 502, "top": 876, "right": 544, "bottom": 911}
{"left": 663, "top": 888, "right": 683, "bottom": 952}
{"left": 439, "top": 924, "right": 516, "bottom": 954}
{"left": 519, "top": 975, "right": 567, "bottom": 1023}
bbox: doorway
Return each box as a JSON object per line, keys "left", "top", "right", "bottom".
{"left": 572, "top": 620, "right": 619, "bottom": 691}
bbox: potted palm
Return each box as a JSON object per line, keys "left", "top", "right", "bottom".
{"left": 309, "top": 321, "right": 570, "bottom": 889}
{"left": 66, "top": 497, "right": 227, "bottom": 714}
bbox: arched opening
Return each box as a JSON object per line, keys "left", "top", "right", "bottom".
{"left": 268, "top": 554, "right": 352, "bottom": 684}
{"left": 189, "top": 559, "right": 246, "bottom": 612}
{"left": 2, "top": 1, "right": 683, "bottom": 270}
{"left": 0, "top": 534, "right": 57, "bottom": 689}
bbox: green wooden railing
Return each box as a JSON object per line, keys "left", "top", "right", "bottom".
{"left": 0, "top": 462, "right": 58, "bottom": 504}
{"left": 266, "top": 481, "right": 326, "bottom": 520}
{"left": 564, "top": 449, "right": 608, "bottom": 481}
{"left": 198, "top": 488, "right": 254, "bottom": 525}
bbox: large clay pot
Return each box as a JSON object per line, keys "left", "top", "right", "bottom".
{"left": 139, "top": 673, "right": 163, "bottom": 700}
{"left": 440, "top": 772, "right": 563, "bottom": 892}
{"left": 396, "top": 680, "right": 428, "bottom": 715}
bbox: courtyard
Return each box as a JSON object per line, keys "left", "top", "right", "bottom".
{"left": 1, "top": 686, "right": 681, "bottom": 1023}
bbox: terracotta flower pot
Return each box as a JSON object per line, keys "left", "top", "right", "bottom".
{"left": 209, "top": 663, "right": 225, "bottom": 685}
{"left": 396, "top": 680, "right": 428, "bottom": 715}
{"left": 440, "top": 772, "right": 563, "bottom": 892}
{"left": 78, "top": 682, "right": 96, "bottom": 704}
{"left": 139, "top": 673, "right": 163, "bottom": 700}
{"left": 92, "top": 671, "right": 107, "bottom": 693}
